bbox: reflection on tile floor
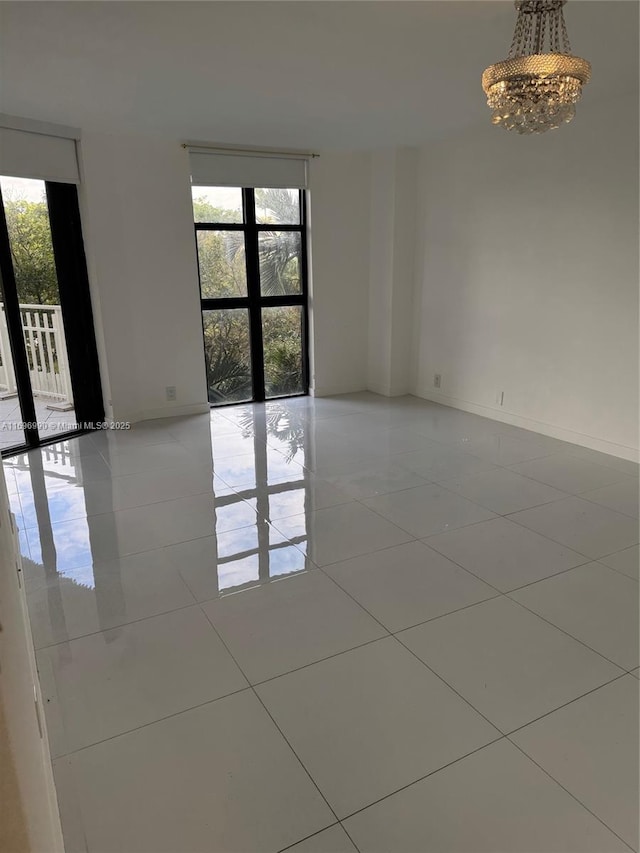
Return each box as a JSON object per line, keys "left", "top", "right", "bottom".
{"left": 3, "top": 392, "right": 639, "bottom": 853}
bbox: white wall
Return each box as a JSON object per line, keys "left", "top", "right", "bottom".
{"left": 78, "top": 132, "right": 208, "bottom": 423}
{"left": 367, "top": 148, "right": 418, "bottom": 397}
{"left": 308, "top": 152, "right": 371, "bottom": 396}
{"left": 413, "top": 93, "right": 639, "bottom": 459}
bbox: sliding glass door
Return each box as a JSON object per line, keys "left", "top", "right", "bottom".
{"left": 0, "top": 176, "right": 104, "bottom": 455}
{"left": 192, "top": 186, "right": 309, "bottom": 406}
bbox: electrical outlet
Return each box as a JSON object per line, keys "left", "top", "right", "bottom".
{"left": 434, "top": 373, "right": 442, "bottom": 389}
{"left": 166, "top": 385, "right": 177, "bottom": 402}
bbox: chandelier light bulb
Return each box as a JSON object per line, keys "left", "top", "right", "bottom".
{"left": 482, "top": 0, "right": 591, "bottom": 135}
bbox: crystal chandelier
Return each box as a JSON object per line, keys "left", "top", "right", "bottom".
{"left": 482, "top": 0, "right": 591, "bottom": 134}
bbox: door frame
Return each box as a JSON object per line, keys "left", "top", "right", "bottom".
{"left": 0, "top": 180, "right": 104, "bottom": 457}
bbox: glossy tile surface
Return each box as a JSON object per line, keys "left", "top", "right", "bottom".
{"left": 399, "top": 597, "right": 621, "bottom": 732}
{"left": 38, "top": 606, "right": 247, "bottom": 755}
{"left": 439, "top": 466, "right": 567, "bottom": 515}
{"left": 53, "top": 691, "right": 333, "bottom": 853}
{"left": 512, "top": 675, "right": 639, "bottom": 850}
{"left": 509, "top": 496, "right": 639, "bottom": 559}
{"left": 202, "top": 569, "right": 386, "bottom": 683}
{"left": 4, "top": 393, "right": 637, "bottom": 852}
{"left": 426, "top": 516, "right": 587, "bottom": 592}
{"left": 510, "top": 562, "right": 639, "bottom": 670}
{"left": 284, "top": 825, "right": 358, "bottom": 853}
{"left": 271, "top": 501, "right": 412, "bottom": 566}
{"left": 363, "top": 483, "right": 495, "bottom": 538}
{"left": 600, "top": 544, "right": 639, "bottom": 581}
{"left": 581, "top": 477, "right": 639, "bottom": 518}
{"left": 344, "top": 739, "right": 629, "bottom": 853}
{"left": 509, "top": 453, "right": 633, "bottom": 494}
{"left": 324, "top": 540, "right": 497, "bottom": 632}
{"left": 257, "top": 637, "right": 499, "bottom": 817}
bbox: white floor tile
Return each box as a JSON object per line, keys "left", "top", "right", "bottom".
{"left": 509, "top": 453, "right": 632, "bottom": 495}
{"left": 4, "top": 393, "right": 635, "bottom": 853}
{"left": 426, "top": 516, "right": 587, "bottom": 591}
{"left": 581, "top": 478, "right": 639, "bottom": 518}
{"left": 508, "top": 497, "right": 639, "bottom": 559}
{"left": 563, "top": 445, "right": 640, "bottom": 477}
{"left": 439, "top": 467, "right": 567, "bottom": 515}
{"left": 510, "top": 562, "right": 639, "bottom": 670}
{"left": 27, "top": 492, "right": 252, "bottom": 569}
{"left": 264, "top": 475, "right": 353, "bottom": 519}
{"left": 324, "top": 541, "right": 497, "bottom": 632}
{"left": 25, "top": 548, "right": 195, "bottom": 648}
{"left": 215, "top": 448, "right": 306, "bottom": 488}
{"left": 283, "top": 825, "right": 358, "bottom": 853}
{"left": 363, "top": 483, "right": 495, "bottom": 538}
{"left": 399, "top": 597, "right": 622, "bottom": 733}
{"left": 600, "top": 544, "right": 639, "bottom": 581}
{"left": 394, "top": 445, "right": 497, "bottom": 482}
{"left": 344, "top": 739, "right": 629, "bottom": 853}
{"left": 323, "top": 459, "right": 429, "bottom": 500}
{"left": 257, "top": 637, "right": 499, "bottom": 817}
{"left": 96, "top": 442, "right": 195, "bottom": 477}
{"left": 452, "top": 434, "right": 554, "bottom": 466}
{"left": 171, "top": 525, "right": 307, "bottom": 600}
{"left": 38, "top": 605, "right": 247, "bottom": 755}
{"left": 202, "top": 569, "right": 386, "bottom": 683}
{"left": 271, "top": 502, "right": 412, "bottom": 567}
{"left": 512, "top": 675, "right": 639, "bottom": 850}
{"left": 52, "top": 691, "right": 333, "bottom": 853}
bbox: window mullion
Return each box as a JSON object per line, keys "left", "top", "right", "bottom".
{"left": 244, "top": 188, "right": 266, "bottom": 402}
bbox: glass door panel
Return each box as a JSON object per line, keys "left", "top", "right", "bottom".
{"left": 0, "top": 177, "right": 76, "bottom": 445}
{"left": 258, "top": 231, "right": 302, "bottom": 296}
{"left": 202, "top": 308, "right": 253, "bottom": 405}
{"left": 196, "top": 230, "right": 247, "bottom": 298}
{"left": 262, "top": 305, "right": 305, "bottom": 398}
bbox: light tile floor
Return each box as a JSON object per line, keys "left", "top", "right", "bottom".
{"left": 3, "top": 392, "right": 639, "bottom": 853}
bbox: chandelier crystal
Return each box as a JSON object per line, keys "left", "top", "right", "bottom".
{"left": 482, "top": 0, "right": 591, "bottom": 135}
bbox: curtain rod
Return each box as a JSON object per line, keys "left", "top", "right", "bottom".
{"left": 182, "top": 142, "right": 319, "bottom": 160}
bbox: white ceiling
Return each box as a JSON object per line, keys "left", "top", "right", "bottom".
{"left": 1, "top": 1, "right": 637, "bottom": 149}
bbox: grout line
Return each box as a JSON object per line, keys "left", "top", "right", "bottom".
{"left": 504, "top": 669, "right": 631, "bottom": 738}
{"left": 501, "top": 509, "right": 639, "bottom": 564}
{"left": 336, "top": 735, "right": 506, "bottom": 824}
{"left": 505, "top": 595, "right": 633, "bottom": 672}
{"left": 249, "top": 635, "right": 392, "bottom": 690}
{"left": 506, "top": 736, "right": 637, "bottom": 853}
{"left": 30, "top": 595, "right": 202, "bottom": 652}
{"left": 50, "top": 683, "right": 254, "bottom": 760}
{"left": 198, "top": 604, "right": 342, "bottom": 829}
{"left": 275, "top": 823, "right": 342, "bottom": 853}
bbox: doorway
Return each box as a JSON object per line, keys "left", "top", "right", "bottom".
{"left": 0, "top": 176, "right": 104, "bottom": 455}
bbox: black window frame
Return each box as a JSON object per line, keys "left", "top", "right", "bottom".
{"left": 194, "top": 187, "right": 310, "bottom": 406}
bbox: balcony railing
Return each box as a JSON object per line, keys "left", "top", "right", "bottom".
{"left": 0, "top": 304, "right": 73, "bottom": 406}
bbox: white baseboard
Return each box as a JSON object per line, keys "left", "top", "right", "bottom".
{"left": 133, "top": 402, "right": 210, "bottom": 423}
{"left": 311, "top": 383, "right": 367, "bottom": 398}
{"left": 415, "top": 388, "right": 639, "bottom": 463}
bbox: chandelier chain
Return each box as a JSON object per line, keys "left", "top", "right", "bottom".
{"left": 483, "top": 0, "right": 590, "bottom": 134}
{"left": 508, "top": 0, "right": 572, "bottom": 58}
